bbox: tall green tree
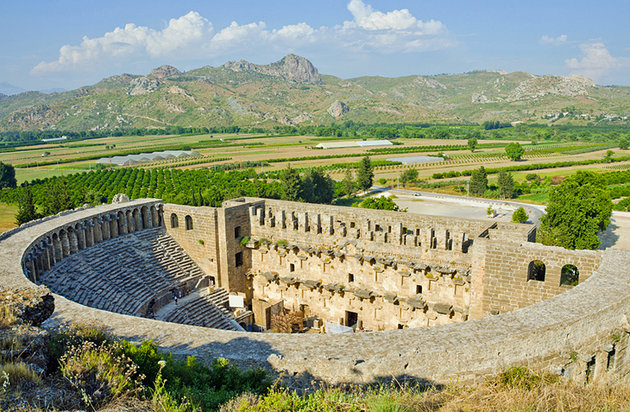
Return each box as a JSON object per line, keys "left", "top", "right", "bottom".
{"left": 538, "top": 171, "right": 612, "bottom": 250}
{"left": 42, "top": 178, "right": 74, "bottom": 215}
{"left": 505, "top": 142, "right": 525, "bottom": 161}
{"left": 0, "top": 162, "right": 17, "bottom": 189}
{"left": 342, "top": 169, "right": 355, "bottom": 196}
{"left": 280, "top": 166, "right": 302, "bottom": 201}
{"left": 356, "top": 156, "right": 374, "bottom": 192}
{"left": 467, "top": 137, "right": 478, "bottom": 153}
{"left": 399, "top": 169, "right": 418, "bottom": 187}
{"left": 497, "top": 170, "right": 515, "bottom": 199}
{"left": 15, "top": 188, "right": 39, "bottom": 225}
{"left": 303, "top": 168, "right": 334, "bottom": 204}
{"left": 619, "top": 138, "right": 629, "bottom": 150}
{"left": 469, "top": 166, "right": 488, "bottom": 196}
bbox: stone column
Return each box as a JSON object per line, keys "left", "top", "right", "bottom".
{"left": 110, "top": 215, "right": 119, "bottom": 238}
{"left": 118, "top": 212, "right": 128, "bottom": 235}
{"left": 24, "top": 255, "right": 36, "bottom": 282}
{"left": 127, "top": 211, "right": 135, "bottom": 233}
{"left": 52, "top": 235, "right": 62, "bottom": 262}
{"left": 60, "top": 231, "right": 70, "bottom": 258}
{"left": 85, "top": 221, "right": 94, "bottom": 247}
{"left": 134, "top": 209, "right": 143, "bottom": 231}
{"left": 93, "top": 218, "right": 103, "bottom": 243}
{"left": 76, "top": 224, "right": 86, "bottom": 250}
{"left": 151, "top": 206, "right": 159, "bottom": 227}
{"left": 143, "top": 208, "right": 152, "bottom": 229}
{"left": 157, "top": 205, "right": 164, "bottom": 227}
{"left": 68, "top": 229, "right": 79, "bottom": 254}
{"left": 101, "top": 217, "right": 110, "bottom": 241}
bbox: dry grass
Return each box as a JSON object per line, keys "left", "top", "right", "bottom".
{"left": 0, "top": 361, "right": 42, "bottom": 386}
{"left": 0, "top": 305, "right": 18, "bottom": 328}
{"left": 414, "top": 380, "right": 630, "bottom": 411}
{"left": 227, "top": 367, "right": 630, "bottom": 412}
{"left": 0, "top": 203, "right": 18, "bottom": 234}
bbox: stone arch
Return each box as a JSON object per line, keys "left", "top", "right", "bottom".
{"left": 560, "top": 264, "right": 579, "bottom": 286}
{"left": 185, "top": 215, "right": 193, "bottom": 230}
{"left": 170, "top": 213, "right": 179, "bottom": 228}
{"left": 527, "top": 260, "right": 546, "bottom": 282}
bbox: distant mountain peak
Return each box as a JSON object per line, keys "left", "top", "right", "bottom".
{"left": 0, "top": 82, "right": 26, "bottom": 96}
{"left": 223, "top": 54, "right": 321, "bottom": 84}
{"left": 149, "top": 65, "right": 181, "bottom": 79}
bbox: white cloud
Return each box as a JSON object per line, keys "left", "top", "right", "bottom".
{"left": 210, "top": 21, "right": 267, "bottom": 50}
{"left": 341, "top": 0, "right": 449, "bottom": 52}
{"left": 32, "top": 2, "right": 451, "bottom": 74}
{"left": 347, "top": 0, "right": 417, "bottom": 30}
{"left": 33, "top": 11, "right": 211, "bottom": 73}
{"left": 540, "top": 34, "right": 567, "bottom": 45}
{"left": 566, "top": 42, "right": 620, "bottom": 80}
{"left": 271, "top": 23, "right": 316, "bottom": 43}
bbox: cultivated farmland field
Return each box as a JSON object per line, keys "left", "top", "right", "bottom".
{"left": 2, "top": 126, "right": 630, "bottom": 232}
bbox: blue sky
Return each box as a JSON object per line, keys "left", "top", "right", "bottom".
{"left": 1, "top": 0, "right": 629, "bottom": 91}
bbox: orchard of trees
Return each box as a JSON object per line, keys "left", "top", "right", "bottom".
{"left": 1, "top": 166, "right": 342, "bottom": 224}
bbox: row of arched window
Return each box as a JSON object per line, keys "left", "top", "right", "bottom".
{"left": 527, "top": 260, "right": 579, "bottom": 286}
{"left": 170, "top": 213, "right": 193, "bottom": 230}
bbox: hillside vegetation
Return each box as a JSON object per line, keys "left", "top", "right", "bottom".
{"left": 1, "top": 55, "right": 629, "bottom": 132}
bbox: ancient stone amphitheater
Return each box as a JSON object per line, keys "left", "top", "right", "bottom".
{"left": 2, "top": 196, "right": 630, "bottom": 385}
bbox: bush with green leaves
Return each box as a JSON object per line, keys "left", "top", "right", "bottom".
{"left": 505, "top": 142, "right": 525, "bottom": 161}
{"left": 512, "top": 207, "right": 529, "bottom": 223}
{"left": 353, "top": 196, "right": 405, "bottom": 211}
{"left": 538, "top": 171, "right": 612, "bottom": 250}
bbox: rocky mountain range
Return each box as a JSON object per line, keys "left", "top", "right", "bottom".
{"left": 0, "top": 55, "right": 628, "bottom": 132}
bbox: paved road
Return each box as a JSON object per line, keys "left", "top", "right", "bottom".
{"left": 367, "top": 186, "right": 545, "bottom": 225}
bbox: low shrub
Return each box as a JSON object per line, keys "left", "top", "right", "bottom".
{"left": 48, "top": 322, "right": 113, "bottom": 370}
{"left": 59, "top": 340, "right": 143, "bottom": 407}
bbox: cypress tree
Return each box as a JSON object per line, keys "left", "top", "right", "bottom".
{"left": 356, "top": 156, "right": 374, "bottom": 192}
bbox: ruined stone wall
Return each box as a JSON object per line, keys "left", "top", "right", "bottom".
{"left": 250, "top": 244, "right": 470, "bottom": 330}
{"left": 217, "top": 199, "right": 262, "bottom": 295}
{"left": 163, "top": 204, "right": 220, "bottom": 283}
{"left": 2, "top": 199, "right": 630, "bottom": 386}
{"left": 476, "top": 239, "right": 601, "bottom": 317}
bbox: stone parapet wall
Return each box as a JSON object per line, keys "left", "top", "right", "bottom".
{"left": 245, "top": 198, "right": 493, "bottom": 264}
{"left": 1, "top": 198, "right": 629, "bottom": 386}
{"left": 478, "top": 240, "right": 601, "bottom": 316}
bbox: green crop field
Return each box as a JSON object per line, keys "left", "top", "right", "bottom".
{"left": 2, "top": 122, "right": 630, "bottom": 226}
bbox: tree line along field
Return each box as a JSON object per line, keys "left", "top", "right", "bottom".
{"left": 0, "top": 122, "right": 627, "bottom": 184}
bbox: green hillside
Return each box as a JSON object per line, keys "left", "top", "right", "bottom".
{"left": 1, "top": 55, "right": 629, "bottom": 132}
